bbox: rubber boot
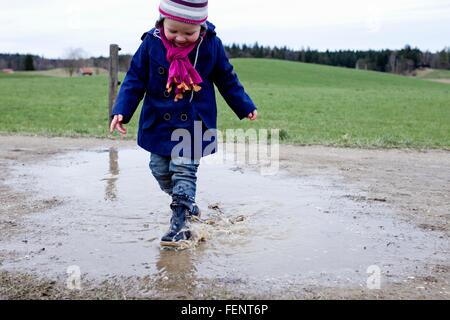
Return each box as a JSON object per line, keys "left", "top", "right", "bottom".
{"left": 187, "top": 203, "right": 201, "bottom": 221}
{"left": 161, "top": 202, "right": 191, "bottom": 242}
{"left": 171, "top": 194, "right": 201, "bottom": 221}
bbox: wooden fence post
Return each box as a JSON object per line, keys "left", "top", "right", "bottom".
{"left": 108, "top": 44, "right": 121, "bottom": 125}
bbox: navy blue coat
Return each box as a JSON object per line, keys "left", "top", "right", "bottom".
{"left": 112, "top": 21, "right": 256, "bottom": 158}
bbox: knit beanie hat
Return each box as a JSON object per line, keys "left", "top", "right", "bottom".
{"left": 159, "top": 0, "right": 208, "bottom": 25}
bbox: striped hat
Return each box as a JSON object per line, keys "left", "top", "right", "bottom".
{"left": 159, "top": 0, "right": 208, "bottom": 25}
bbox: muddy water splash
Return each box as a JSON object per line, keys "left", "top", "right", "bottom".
{"left": 1, "top": 147, "right": 448, "bottom": 295}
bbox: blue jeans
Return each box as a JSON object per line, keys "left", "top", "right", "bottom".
{"left": 149, "top": 153, "right": 200, "bottom": 206}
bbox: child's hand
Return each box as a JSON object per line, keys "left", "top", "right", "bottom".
{"left": 110, "top": 114, "right": 127, "bottom": 135}
{"left": 247, "top": 110, "right": 257, "bottom": 121}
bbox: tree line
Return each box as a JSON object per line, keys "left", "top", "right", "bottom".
{"left": 0, "top": 53, "right": 131, "bottom": 74}
{"left": 224, "top": 43, "right": 450, "bottom": 74}
{"left": 1, "top": 44, "right": 449, "bottom": 75}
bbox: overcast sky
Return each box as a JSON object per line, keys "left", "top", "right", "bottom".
{"left": 1, "top": 0, "right": 449, "bottom": 58}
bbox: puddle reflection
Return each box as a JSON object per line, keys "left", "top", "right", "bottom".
{"left": 104, "top": 148, "right": 119, "bottom": 201}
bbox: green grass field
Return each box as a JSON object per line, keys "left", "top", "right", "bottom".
{"left": 1, "top": 59, "right": 449, "bottom": 148}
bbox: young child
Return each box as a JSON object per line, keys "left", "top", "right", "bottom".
{"left": 110, "top": 0, "right": 257, "bottom": 243}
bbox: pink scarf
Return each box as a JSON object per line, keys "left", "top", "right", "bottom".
{"left": 159, "top": 28, "right": 203, "bottom": 102}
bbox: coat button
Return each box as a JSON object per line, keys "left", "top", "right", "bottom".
{"left": 163, "top": 90, "right": 170, "bottom": 98}
{"left": 158, "top": 66, "right": 165, "bottom": 75}
{"left": 180, "top": 113, "right": 188, "bottom": 121}
{"left": 163, "top": 113, "right": 171, "bottom": 121}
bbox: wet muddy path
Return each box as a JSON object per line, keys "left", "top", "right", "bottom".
{"left": 0, "top": 136, "right": 448, "bottom": 299}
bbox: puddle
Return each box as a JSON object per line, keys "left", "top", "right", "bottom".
{"left": 1, "top": 147, "right": 448, "bottom": 295}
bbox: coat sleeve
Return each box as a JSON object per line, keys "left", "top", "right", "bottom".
{"left": 211, "top": 37, "right": 256, "bottom": 120}
{"left": 111, "top": 34, "right": 150, "bottom": 124}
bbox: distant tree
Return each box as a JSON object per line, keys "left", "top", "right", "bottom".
{"left": 64, "top": 47, "right": 87, "bottom": 76}
{"left": 298, "top": 47, "right": 306, "bottom": 62}
{"left": 319, "top": 50, "right": 331, "bottom": 65}
{"left": 356, "top": 58, "right": 371, "bottom": 70}
{"left": 24, "top": 54, "right": 35, "bottom": 70}
{"left": 398, "top": 45, "right": 421, "bottom": 69}
{"left": 227, "top": 43, "right": 240, "bottom": 57}
{"left": 387, "top": 51, "right": 397, "bottom": 73}
{"left": 375, "top": 50, "right": 391, "bottom": 72}
{"left": 252, "top": 42, "right": 264, "bottom": 58}
{"left": 285, "top": 50, "right": 299, "bottom": 61}
{"left": 420, "top": 51, "right": 433, "bottom": 68}
{"left": 437, "top": 47, "right": 449, "bottom": 69}
{"left": 119, "top": 54, "right": 132, "bottom": 72}
{"left": 241, "top": 44, "right": 250, "bottom": 57}
{"left": 93, "top": 58, "right": 101, "bottom": 75}
{"left": 304, "top": 48, "right": 319, "bottom": 64}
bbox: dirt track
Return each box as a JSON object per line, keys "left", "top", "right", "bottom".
{"left": 0, "top": 135, "right": 448, "bottom": 299}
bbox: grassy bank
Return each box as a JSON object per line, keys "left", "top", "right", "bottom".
{"left": 1, "top": 59, "right": 449, "bottom": 148}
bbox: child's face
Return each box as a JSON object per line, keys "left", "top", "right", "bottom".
{"left": 163, "top": 18, "right": 201, "bottom": 48}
